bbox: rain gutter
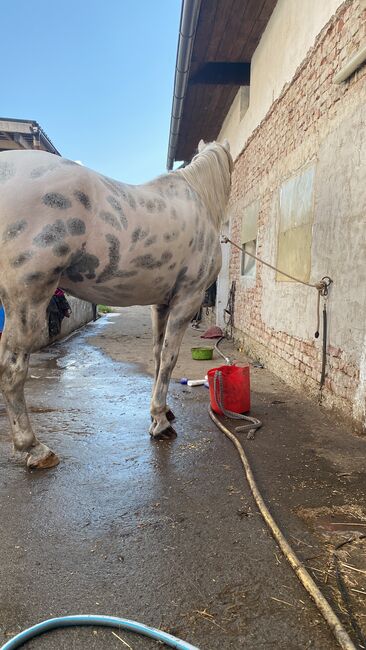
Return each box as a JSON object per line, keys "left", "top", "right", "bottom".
{"left": 167, "top": 0, "right": 202, "bottom": 170}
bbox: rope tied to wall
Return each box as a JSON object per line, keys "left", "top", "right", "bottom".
{"left": 221, "top": 236, "right": 333, "bottom": 388}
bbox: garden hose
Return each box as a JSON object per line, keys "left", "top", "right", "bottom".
{"left": 209, "top": 407, "right": 356, "bottom": 650}
{"left": 0, "top": 614, "right": 199, "bottom": 650}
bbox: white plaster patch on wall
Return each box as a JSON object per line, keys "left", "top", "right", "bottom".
{"left": 277, "top": 165, "right": 315, "bottom": 283}
{"left": 353, "top": 332, "right": 366, "bottom": 425}
{"left": 261, "top": 171, "right": 318, "bottom": 341}
{"left": 312, "top": 102, "right": 366, "bottom": 362}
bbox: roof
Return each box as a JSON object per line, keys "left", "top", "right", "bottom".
{"left": 0, "top": 117, "right": 61, "bottom": 155}
{"left": 167, "top": 0, "right": 277, "bottom": 168}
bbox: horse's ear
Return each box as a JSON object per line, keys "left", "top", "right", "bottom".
{"left": 222, "top": 139, "right": 230, "bottom": 153}
{"left": 197, "top": 139, "right": 205, "bottom": 152}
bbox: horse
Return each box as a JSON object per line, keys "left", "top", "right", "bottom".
{"left": 0, "top": 139, "right": 233, "bottom": 470}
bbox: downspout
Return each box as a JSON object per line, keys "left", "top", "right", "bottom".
{"left": 166, "top": 0, "right": 202, "bottom": 170}
{"left": 334, "top": 40, "right": 366, "bottom": 83}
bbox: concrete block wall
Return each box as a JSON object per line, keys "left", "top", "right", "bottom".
{"left": 229, "top": 0, "right": 366, "bottom": 428}
{"left": 53, "top": 296, "right": 94, "bottom": 341}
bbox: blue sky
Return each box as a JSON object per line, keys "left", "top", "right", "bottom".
{"left": 0, "top": 0, "right": 181, "bottom": 184}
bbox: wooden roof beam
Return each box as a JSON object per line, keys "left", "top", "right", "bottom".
{"left": 190, "top": 61, "right": 250, "bottom": 85}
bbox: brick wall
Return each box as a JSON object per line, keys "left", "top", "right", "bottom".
{"left": 229, "top": 0, "right": 366, "bottom": 426}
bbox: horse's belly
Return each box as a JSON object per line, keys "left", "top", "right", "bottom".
{"left": 59, "top": 272, "right": 175, "bottom": 307}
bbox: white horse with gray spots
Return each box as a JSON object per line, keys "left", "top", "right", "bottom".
{"left": 0, "top": 140, "right": 232, "bottom": 470}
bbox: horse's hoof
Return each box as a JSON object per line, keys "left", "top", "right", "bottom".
{"left": 26, "top": 451, "right": 60, "bottom": 470}
{"left": 150, "top": 425, "right": 177, "bottom": 441}
{"left": 166, "top": 409, "right": 176, "bottom": 422}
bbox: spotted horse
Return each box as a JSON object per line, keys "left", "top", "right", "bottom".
{"left": 0, "top": 140, "right": 233, "bottom": 469}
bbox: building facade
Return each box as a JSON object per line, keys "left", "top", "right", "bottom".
{"left": 168, "top": 0, "right": 366, "bottom": 429}
{"left": 0, "top": 118, "right": 60, "bottom": 154}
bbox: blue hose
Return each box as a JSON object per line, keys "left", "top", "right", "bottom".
{"left": 0, "top": 615, "right": 200, "bottom": 650}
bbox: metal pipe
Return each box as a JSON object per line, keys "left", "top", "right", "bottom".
{"left": 320, "top": 302, "right": 327, "bottom": 389}
{"left": 334, "top": 41, "right": 366, "bottom": 83}
{"left": 166, "top": 0, "right": 202, "bottom": 170}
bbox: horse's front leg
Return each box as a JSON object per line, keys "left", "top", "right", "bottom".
{"left": 150, "top": 304, "right": 176, "bottom": 423}
{"left": 150, "top": 294, "right": 203, "bottom": 439}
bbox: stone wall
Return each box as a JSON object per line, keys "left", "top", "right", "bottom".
{"left": 227, "top": 0, "right": 366, "bottom": 428}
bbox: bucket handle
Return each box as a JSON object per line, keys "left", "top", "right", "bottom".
{"left": 213, "top": 370, "right": 262, "bottom": 437}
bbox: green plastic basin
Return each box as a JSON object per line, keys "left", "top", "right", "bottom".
{"left": 191, "top": 347, "right": 214, "bottom": 360}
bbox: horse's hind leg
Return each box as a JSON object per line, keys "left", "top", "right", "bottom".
{"left": 0, "top": 295, "right": 59, "bottom": 469}
{"left": 150, "top": 293, "right": 204, "bottom": 439}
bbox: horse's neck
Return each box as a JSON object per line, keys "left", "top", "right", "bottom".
{"left": 177, "top": 153, "right": 230, "bottom": 230}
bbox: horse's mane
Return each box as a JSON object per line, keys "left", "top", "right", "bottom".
{"left": 174, "top": 142, "right": 233, "bottom": 230}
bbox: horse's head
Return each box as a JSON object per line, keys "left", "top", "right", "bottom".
{"left": 196, "top": 139, "right": 234, "bottom": 172}
{"left": 177, "top": 139, "right": 233, "bottom": 228}
{"left": 197, "top": 138, "right": 230, "bottom": 153}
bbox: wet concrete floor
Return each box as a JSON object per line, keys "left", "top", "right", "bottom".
{"left": 0, "top": 308, "right": 346, "bottom": 648}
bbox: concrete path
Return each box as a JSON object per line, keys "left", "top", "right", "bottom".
{"left": 1, "top": 306, "right": 360, "bottom": 649}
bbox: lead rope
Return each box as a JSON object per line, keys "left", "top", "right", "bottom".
{"left": 221, "top": 236, "right": 333, "bottom": 390}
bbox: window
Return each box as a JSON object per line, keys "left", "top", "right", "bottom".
{"left": 241, "top": 200, "right": 259, "bottom": 279}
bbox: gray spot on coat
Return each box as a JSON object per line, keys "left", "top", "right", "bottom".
{"left": 197, "top": 229, "right": 205, "bottom": 252}
{"left": 0, "top": 162, "right": 15, "bottom": 182}
{"left": 120, "top": 188, "right": 137, "bottom": 210}
{"left": 107, "top": 196, "right": 128, "bottom": 229}
{"left": 107, "top": 195, "right": 123, "bottom": 214}
{"left": 64, "top": 246, "right": 100, "bottom": 282}
{"left": 163, "top": 231, "right": 179, "bottom": 242}
{"left": 74, "top": 191, "right": 92, "bottom": 211}
{"left": 3, "top": 220, "right": 27, "bottom": 242}
{"left": 53, "top": 243, "right": 71, "bottom": 257}
{"left": 11, "top": 251, "right": 33, "bottom": 268}
{"left": 24, "top": 271, "right": 46, "bottom": 284}
{"left": 30, "top": 166, "right": 48, "bottom": 179}
{"left": 144, "top": 198, "right": 165, "bottom": 214}
{"left": 131, "top": 226, "right": 148, "bottom": 243}
{"left": 52, "top": 265, "right": 65, "bottom": 275}
{"left": 67, "top": 218, "right": 86, "bottom": 236}
{"left": 144, "top": 235, "right": 157, "bottom": 247}
{"left": 42, "top": 193, "right": 72, "bottom": 209}
{"left": 132, "top": 250, "right": 172, "bottom": 270}
{"left": 33, "top": 220, "right": 67, "bottom": 247}
{"left": 30, "top": 164, "right": 58, "bottom": 178}
{"left": 116, "top": 270, "right": 138, "bottom": 278}
{"left": 96, "top": 234, "right": 120, "bottom": 284}
{"left": 98, "top": 211, "right": 122, "bottom": 231}
{"left": 101, "top": 177, "right": 120, "bottom": 196}
{"left": 172, "top": 266, "right": 188, "bottom": 295}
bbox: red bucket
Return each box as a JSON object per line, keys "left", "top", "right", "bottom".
{"left": 207, "top": 365, "right": 250, "bottom": 415}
